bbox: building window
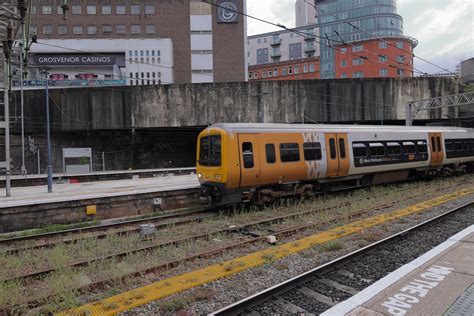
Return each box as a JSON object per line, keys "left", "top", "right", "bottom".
{"left": 397, "top": 55, "right": 405, "bottom": 63}
{"left": 380, "top": 68, "right": 388, "bottom": 76}
{"left": 58, "top": 25, "right": 68, "bottom": 35}
{"left": 341, "top": 73, "right": 348, "bottom": 78}
{"left": 101, "top": 5, "right": 111, "bottom": 15}
{"left": 379, "top": 41, "right": 388, "bottom": 49}
{"left": 87, "top": 26, "right": 97, "bottom": 35}
{"left": 274, "top": 68, "right": 279, "bottom": 76}
{"left": 397, "top": 69, "right": 405, "bottom": 77}
{"left": 352, "top": 58, "right": 364, "bottom": 66}
{"left": 353, "top": 71, "right": 364, "bottom": 78}
{"left": 352, "top": 45, "right": 363, "bottom": 52}
{"left": 145, "top": 5, "right": 155, "bottom": 15}
{"left": 57, "top": 6, "right": 63, "bottom": 14}
{"left": 303, "top": 64, "right": 308, "bottom": 73}
{"left": 396, "top": 41, "right": 404, "bottom": 49}
{"left": 72, "top": 5, "right": 82, "bottom": 15}
{"left": 42, "top": 5, "right": 52, "bottom": 15}
{"left": 31, "top": 5, "right": 36, "bottom": 14}
{"left": 42, "top": 25, "right": 52, "bottom": 35}
{"left": 116, "top": 25, "right": 126, "bottom": 35}
{"left": 262, "top": 70, "right": 267, "bottom": 78}
{"left": 102, "top": 25, "right": 112, "bottom": 35}
{"left": 309, "top": 64, "right": 315, "bottom": 72}
{"left": 145, "top": 25, "right": 156, "bottom": 35}
{"left": 87, "top": 5, "right": 96, "bottom": 15}
{"left": 268, "top": 70, "right": 272, "bottom": 78}
{"left": 341, "top": 60, "right": 347, "bottom": 67}
{"left": 249, "top": 73, "right": 253, "bottom": 79}
{"left": 282, "top": 68, "right": 287, "bottom": 75}
{"left": 341, "top": 47, "right": 347, "bottom": 54}
{"left": 288, "top": 66, "right": 293, "bottom": 75}
{"left": 30, "top": 25, "right": 37, "bottom": 35}
{"left": 73, "top": 25, "right": 82, "bottom": 35}
{"left": 257, "top": 39, "right": 261, "bottom": 44}
{"left": 294, "top": 66, "right": 298, "bottom": 74}
{"left": 254, "top": 73, "right": 258, "bottom": 79}
{"left": 379, "top": 55, "right": 388, "bottom": 63}
{"left": 116, "top": 5, "right": 126, "bottom": 15}
{"left": 131, "top": 5, "right": 141, "bottom": 15}
{"left": 131, "top": 25, "right": 141, "bottom": 35}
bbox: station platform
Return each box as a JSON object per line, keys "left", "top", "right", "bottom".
{"left": 0, "top": 167, "right": 196, "bottom": 188}
{"left": 323, "top": 225, "right": 474, "bottom": 316}
{"left": 0, "top": 174, "right": 200, "bottom": 233}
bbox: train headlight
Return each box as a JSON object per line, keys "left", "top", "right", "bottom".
{"left": 215, "top": 174, "right": 222, "bottom": 181}
{"left": 198, "top": 173, "right": 203, "bottom": 179}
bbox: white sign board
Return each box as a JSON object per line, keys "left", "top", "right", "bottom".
{"left": 63, "top": 148, "right": 92, "bottom": 174}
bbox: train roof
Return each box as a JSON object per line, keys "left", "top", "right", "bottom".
{"left": 207, "top": 123, "right": 474, "bottom": 134}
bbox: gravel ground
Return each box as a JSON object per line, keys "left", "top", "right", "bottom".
{"left": 122, "top": 180, "right": 474, "bottom": 315}
{"left": 249, "top": 203, "right": 474, "bottom": 314}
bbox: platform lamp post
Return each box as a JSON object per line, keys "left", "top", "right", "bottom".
{"left": 41, "top": 68, "right": 53, "bottom": 193}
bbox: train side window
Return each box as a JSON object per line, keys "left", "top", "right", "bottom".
{"left": 403, "top": 141, "right": 416, "bottom": 154}
{"left": 329, "top": 139, "right": 337, "bottom": 159}
{"left": 304, "top": 142, "right": 322, "bottom": 161}
{"left": 470, "top": 140, "right": 474, "bottom": 151}
{"left": 370, "top": 142, "right": 385, "bottom": 157}
{"left": 445, "top": 140, "right": 454, "bottom": 152}
{"left": 417, "top": 141, "right": 428, "bottom": 154}
{"left": 265, "top": 144, "right": 276, "bottom": 164}
{"left": 387, "top": 142, "right": 401, "bottom": 156}
{"left": 455, "top": 141, "right": 463, "bottom": 151}
{"left": 338, "top": 138, "right": 346, "bottom": 159}
{"left": 242, "top": 142, "right": 254, "bottom": 168}
{"left": 352, "top": 143, "right": 367, "bottom": 158}
{"left": 431, "top": 137, "right": 436, "bottom": 152}
{"left": 463, "top": 140, "right": 469, "bottom": 152}
{"left": 280, "top": 143, "right": 300, "bottom": 162}
{"left": 437, "top": 137, "right": 442, "bottom": 152}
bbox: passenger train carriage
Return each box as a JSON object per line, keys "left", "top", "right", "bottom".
{"left": 196, "top": 124, "right": 474, "bottom": 206}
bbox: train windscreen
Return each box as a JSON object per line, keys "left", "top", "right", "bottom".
{"left": 199, "top": 135, "right": 221, "bottom": 166}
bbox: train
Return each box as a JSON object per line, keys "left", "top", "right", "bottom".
{"left": 196, "top": 123, "right": 474, "bottom": 206}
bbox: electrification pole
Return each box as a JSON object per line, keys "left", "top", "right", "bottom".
{"left": 43, "top": 69, "right": 53, "bottom": 193}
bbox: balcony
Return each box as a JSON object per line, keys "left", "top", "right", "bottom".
{"left": 271, "top": 52, "right": 282, "bottom": 59}
{"left": 304, "top": 47, "right": 316, "bottom": 54}
{"left": 304, "top": 36, "right": 316, "bottom": 42}
{"left": 270, "top": 39, "right": 282, "bottom": 47}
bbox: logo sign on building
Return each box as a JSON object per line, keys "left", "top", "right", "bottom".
{"left": 217, "top": 0, "right": 238, "bottom": 23}
{"left": 34, "top": 54, "right": 117, "bottom": 66}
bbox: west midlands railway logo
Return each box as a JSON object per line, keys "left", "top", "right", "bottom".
{"left": 218, "top": 1, "right": 238, "bottom": 23}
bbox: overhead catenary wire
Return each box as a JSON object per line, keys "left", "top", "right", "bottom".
{"left": 304, "top": 0, "right": 453, "bottom": 74}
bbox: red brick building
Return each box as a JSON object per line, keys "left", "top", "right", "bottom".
{"left": 249, "top": 57, "right": 320, "bottom": 81}
{"left": 334, "top": 37, "right": 416, "bottom": 79}
{"left": 249, "top": 36, "right": 417, "bottom": 81}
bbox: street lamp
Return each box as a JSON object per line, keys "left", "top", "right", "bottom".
{"left": 41, "top": 68, "right": 53, "bottom": 193}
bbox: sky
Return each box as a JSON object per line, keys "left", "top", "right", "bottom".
{"left": 246, "top": 0, "right": 474, "bottom": 75}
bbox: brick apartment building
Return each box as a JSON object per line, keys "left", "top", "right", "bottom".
{"left": 24, "top": 0, "right": 247, "bottom": 87}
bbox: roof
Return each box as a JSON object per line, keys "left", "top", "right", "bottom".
{"left": 207, "top": 123, "right": 474, "bottom": 134}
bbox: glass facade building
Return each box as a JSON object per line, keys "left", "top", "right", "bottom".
{"left": 315, "top": 0, "right": 403, "bottom": 78}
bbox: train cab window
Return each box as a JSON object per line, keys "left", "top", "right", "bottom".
{"left": 303, "top": 142, "right": 322, "bottom": 161}
{"left": 329, "top": 139, "right": 337, "bottom": 159}
{"left": 265, "top": 144, "right": 276, "bottom": 164}
{"left": 199, "top": 135, "right": 221, "bottom": 166}
{"left": 280, "top": 143, "right": 300, "bottom": 162}
{"left": 445, "top": 140, "right": 454, "bottom": 152}
{"left": 387, "top": 142, "right": 402, "bottom": 156}
{"left": 353, "top": 143, "right": 367, "bottom": 158}
{"left": 370, "top": 143, "right": 385, "bottom": 157}
{"left": 437, "top": 137, "right": 442, "bottom": 152}
{"left": 242, "top": 142, "right": 254, "bottom": 168}
{"left": 338, "top": 138, "right": 346, "bottom": 159}
{"left": 403, "top": 141, "right": 416, "bottom": 154}
{"left": 431, "top": 137, "right": 436, "bottom": 152}
{"left": 417, "top": 141, "right": 428, "bottom": 154}
{"left": 455, "top": 141, "right": 463, "bottom": 151}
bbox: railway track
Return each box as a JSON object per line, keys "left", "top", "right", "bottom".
{"left": 2, "top": 183, "right": 472, "bottom": 313}
{"left": 211, "top": 202, "right": 474, "bottom": 315}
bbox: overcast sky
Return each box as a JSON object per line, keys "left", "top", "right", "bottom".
{"left": 247, "top": 0, "right": 474, "bottom": 75}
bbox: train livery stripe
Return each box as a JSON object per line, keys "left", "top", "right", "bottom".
{"left": 60, "top": 188, "right": 474, "bottom": 315}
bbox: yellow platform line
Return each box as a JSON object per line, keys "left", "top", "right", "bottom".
{"left": 59, "top": 187, "right": 474, "bottom": 315}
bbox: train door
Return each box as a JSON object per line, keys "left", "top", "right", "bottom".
{"left": 238, "top": 134, "right": 261, "bottom": 187}
{"left": 325, "top": 133, "right": 350, "bottom": 177}
{"left": 429, "top": 132, "right": 443, "bottom": 166}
